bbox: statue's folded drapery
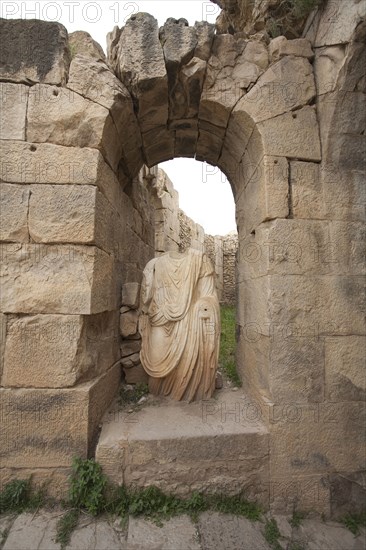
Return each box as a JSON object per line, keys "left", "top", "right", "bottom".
{"left": 139, "top": 249, "right": 220, "bottom": 402}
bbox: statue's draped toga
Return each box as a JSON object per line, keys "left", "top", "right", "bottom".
{"left": 139, "top": 249, "right": 220, "bottom": 402}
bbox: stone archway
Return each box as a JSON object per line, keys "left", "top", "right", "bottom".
{"left": 0, "top": 3, "right": 365, "bottom": 515}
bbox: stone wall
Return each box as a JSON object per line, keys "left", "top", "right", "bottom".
{"left": 0, "top": 0, "right": 365, "bottom": 515}
{"left": 222, "top": 232, "right": 238, "bottom": 305}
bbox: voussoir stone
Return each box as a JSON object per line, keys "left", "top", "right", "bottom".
{"left": 238, "top": 56, "right": 316, "bottom": 123}
{"left": 0, "top": 18, "right": 70, "bottom": 85}
{"left": 108, "top": 12, "right": 168, "bottom": 133}
{"left": 69, "top": 30, "right": 106, "bottom": 61}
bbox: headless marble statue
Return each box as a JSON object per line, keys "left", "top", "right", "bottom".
{"left": 139, "top": 248, "right": 220, "bottom": 402}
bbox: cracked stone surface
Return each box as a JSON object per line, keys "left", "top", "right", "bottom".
{"left": 1, "top": 510, "right": 365, "bottom": 550}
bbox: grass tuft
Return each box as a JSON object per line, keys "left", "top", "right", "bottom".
{"left": 219, "top": 306, "right": 241, "bottom": 387}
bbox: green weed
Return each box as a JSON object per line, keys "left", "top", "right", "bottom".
{"left": 68, "top": 457, "right": 107, "bottom": 516}
{"left": 0, "top": 479, "right": 45, "bottom": 514}
{"left": 341, "top": 511, "right": 366, "bottom": 536}
{"left": 264, "top": 518, "right": 282, "bottom": 550}
{"left": 219, "top": 305, "right": 241, "bottom": 387}
{"left": 119, "top": 383, "right": 149, "bottom": 406}
{"left": 291, "top": 510, "right": 305, "bottom": 528}
{"left": 55, "top": 509, "right": 79, "bottom": 550}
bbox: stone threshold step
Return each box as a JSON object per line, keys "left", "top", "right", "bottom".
{"left": 96, "top": 390, "right": 270, "bottom": 506}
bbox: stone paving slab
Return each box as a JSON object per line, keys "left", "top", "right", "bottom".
{"left": 1, "top": 510, "right": 366, "bottom": 550}
{"left": 198, "top": 511, "right": 271, "bottom": 550}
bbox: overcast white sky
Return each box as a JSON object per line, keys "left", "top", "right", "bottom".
{"left": 2, "top": 1, "right": 237, "bottom": 235}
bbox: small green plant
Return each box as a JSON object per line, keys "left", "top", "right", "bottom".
{"left": 68, "top": 457, "right": 107, "bottom": 516}
{"left": 267, "top": 0, "right": 325, "bottom": 38}
{"left": 55, "top": 509, "right": 79, "bottom": 550}
{"left": 0, "top": 479, "right": 45, "bottom": 514}
{"left": 119, "top": 383, "right": 149, "bottom": 405}
{"left": 264, "top": 518, "right": 282, "bottom": 550}
{"left": 288, "top": 543, "right": 306, "bottom": 550}
{"left": 291, "top": 510, "right": 305, "bottom": 528}
{"left": 219, "top": 306, "right": 241, "bottom": 387}
{"left": 206, "top": 493, "right": 261, "bottom": 521}
{"left": 341, "top": 511, "right": 366, "bottom": 536}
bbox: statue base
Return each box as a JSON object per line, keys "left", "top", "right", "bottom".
{"left": 96, "top": 389, "right": 269, "bottom": 507}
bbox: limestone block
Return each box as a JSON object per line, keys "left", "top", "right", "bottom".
{"left": 0, "top": 468, "right": 70, "bottom": 500}
{"left": 160, "top": 18, "right": 197, "bottom": 68}
{"left": 121, "top": 353, "right": 140, "bottom": 368}
{"left": 268, "top": 274, "right": 365, "bottom": 336}
{"left": 175, "top": 128, "right": 198, "bottom": 157}
{"left": 198, "top": 512, "right": 270, "bottom": 550}
{"left": 0, "top": 184, "right": 30, "bottom": 242}
{"left": 325, "top": 336, "right": 366, "bottom": 402}
{"left": 0, "top": 364, "right": 120, "bottom": 468}
{"left": 0, "top": 313, "right": 6, "bottom": 381}
{"left": 237, "top": 57, "right": 316, "bottom": 123}
{"left": 236, "top": 156, "right": 288, "bottom": 235}
{"left": 269, "top": 36, "right": 314, "bottom": 63}
{"left": 121, "top": 339, "right": 141, "bottom": 358}
{"left": 241, "top": 219, "right": 366, "bottom": 279}
{"left": 196, "top": 128, "right": 223, "bottom": 165}
{"left": 0, "top": 19, "right": 70, "bottom": 85}
{"left": 28, "top": 184, "right": 113, "bottom": 253}
{"left": 317, "top": 91, "right": 366, "bottom": 169}
{"left": 290, "top": 161, "right": 366, "bottom": 222}
{"left": 120, "top": 310, "right": 139, "bottom": 337}
{"left": 258, "top": 106, "right": 321, "bottom": 161}
{"left": 241, "top": 41, "right": 269, "bottom": 71}
{"left": 314, "top": 0, "right": 366, "bottom": 47}
{"left": 128, "top": 516, "right": 200, "bottom": 550}
{"left": 313, "top": 46, "right": 347, "bottom": 96}
{"left": 67, "top": 55, "right": 142, "bottom": 156}
{"left": 27, "top": 84, "right": 122, "bottom": 171}
{"left": 269, "top": 338, "right": 325, "bottom": 403}
{"left": 109, "top": 13, "right": 168, "bottom": 133}
{"left": 194, "top": 21, "right": 215, "bottom": 61}
{"left": 237, "top": 333, "right": 271, "bottom": 403}
{"left": 222, "top": 107, "right": 256, "bottom": 166}
{"left": 0, "top": 83, "right": 28, "bottom": 140}
{"left": 122, "top": 282, "right": 141, "bottom": 309}
{"left": 69, "top": 31, "right": 105, "bottom": 61}
{"left": 269, "top": 401, "right": 366, "bottom": 477}
{"left": 2, "top": 312, "right": 119, "bottom": 388}
{"left": 180, "top": 57, "right": 207, "bottom": 119}
{"left": 0, "top": 244, "right": 115, "bottom": 314}
{"left": 142, "top": 126, "right": 175, "bottom": 167}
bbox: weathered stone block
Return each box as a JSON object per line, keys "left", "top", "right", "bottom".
{"left": 0, "top": 364, "right": 120, "bottom": 468}
{"left": 236, "top": 156, "right": 289, "bottom": 235}
{"left": 268, "top": 274, "right": 365, "bottom": 337}
{"left": 269, "top": 401, "right": 366, "bottom": 478}
{"left": 290, "top": 161, "right": 366, "bottom": 222}
{"left": 120, "top": 310, "right": 139, "bottom": 337}
{"left": 68, "top": 31, "right": 105, "bottom": 61}
{"left": 314, "top": 0, "right": 366, "bottom": 47}
{"left": 109, "top": 13, "right": 168, "bottom": 133}
{"left": 123, "top": 364, "right": 149, "bottom": 384}
{"left": 67, "top": 54, "right": 142, "bottom": 157}
{"left": 0, "top": 19, "right": 70, "bottom": 85}
{"left": 0, "top": 313, "right": 6, "bottom": 381}
{"left": 2, "top": 312, "right": 119, "bottom": 388}
{"left": 0, "top": 83, "right": 28, "bottom": 140}
{"left": 238, "top": 57, "right": 316, "bottom": 123}
{"left": 0, "top": 184, "right": 30, "bottom": 242}
{"left": 28, "top": 184, "right": 113, "bottom": 253}
{"left": 122, "top": 283, "right": 141, "bottom": 309}
{"left": 241, "top": 219, "right": 366, "bottom": 279}
{"left": 27, "top": 84, "right": 122, "bottom": 170}
{"left": 325, "top": 336, "right": 366, "bottom": 402}
{"left": 258, "top": 106, "right": 321, "bottom": 161}
{"left": 121, "top": 339, "right": 141, "bottom": 358}
{"left": 0, "top": 244, "right": 115, "bottom": 314}
{"left": 269, "top": 36, "right": 314, "bottom": 62}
